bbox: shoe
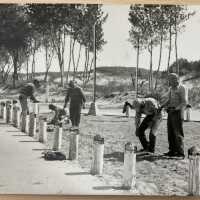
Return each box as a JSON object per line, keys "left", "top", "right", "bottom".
{"left": 164, "top": 151, "right": 176, "bottom": 157}
{"left": 73, "top": 126, "right": 79, "bottom": 130}
{"left": 137, "top": 148, "right": 149, "bottom": 153}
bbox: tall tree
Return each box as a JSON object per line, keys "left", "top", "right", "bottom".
{"left": 0, "top": 4, "right": 32, "bottom": 88}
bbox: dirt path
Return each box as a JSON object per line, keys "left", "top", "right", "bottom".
{"left": 44, "top": 114, "right": 200, "bottom": 196}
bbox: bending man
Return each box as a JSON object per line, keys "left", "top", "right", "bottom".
{"left": 128, "top": 97, "right": 162, "bottom": 153}
{"left": 19, "top": 79, "right": 40, "bottom": 132}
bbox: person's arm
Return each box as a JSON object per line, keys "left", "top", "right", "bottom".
{"left": 64, "top": 89, "right": 70, "bottom": 108}
{"left": 175, "top": 86, "right": 187, "bottom": 110}
{"left": 135, "top": 108, "right": 141, "bottom": 136}
{"left": 80, "top": 88, "right": 86, "bottom": 103}
{"left": 29, "top": 86, "right": 39, "bottom": 102}
{"left": 160, "top": 90, "right": 170, "bottom": 109}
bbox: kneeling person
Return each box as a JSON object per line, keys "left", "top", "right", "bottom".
{"left": 133, "top": 98, "right": 162, "bottom": 153}
{"left": 48, "top": 104, "right": 68, "bottom": 125}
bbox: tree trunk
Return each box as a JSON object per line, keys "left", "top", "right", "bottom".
{"left": 44, "top": 44, "right": 49, "bottom": 82}
{"left": 155, "top": 31, "right": 163, "bottom": 90}
{"left": 135, "top": 37, "right": 139, "bottom": 98}
{"left": 149, "top": 41, "right": 153, "bottom": 92}
{"left": 12, "top": 51, "right": 18, "bottom": 89}
{"left": 174, "top": 12, "right": 179, "bottom": 75}
{"left": 26, "top": 59, "right": 29, "bottom": 81}
{"left": 66, "top": 35, "right": 72, "bottom": 85}
{"left": 86, "top": 56, "right": 94, "bottom": 83}
{"left": 167, "top": 22, "right": 172, "bottom": 75}
{"left": 75, "top": 43, "right": 82, "bottom": 72}
{"left": 71, "top": 39, "right": 76, "bottom": 81}
{"left": 31, "top": 51, "right": 36, "bottom": 80}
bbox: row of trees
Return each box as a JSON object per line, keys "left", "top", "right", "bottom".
{"left": 128, "top": 4, "right": 195, "bottom": 93}
{"left": 0, "top": 4, "right": 108, "bottom": 88}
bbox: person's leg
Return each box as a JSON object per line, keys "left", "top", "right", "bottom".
{"left": 70, "top": 104, "right": 76, "bottom": 127}
{"left": 75, "top": 105, "right": 81, "bottom": 127}
{"left": 166, "top": 112, "right": 176, "bottom": 155}
{"left": 138, "top": 115, "right": 152, "bottom": 150}
{"left": 172, "top": 110, "right": 184, "bottom": 156}
{"left": 149, "top": 113, "right": 162, "bottom": 153}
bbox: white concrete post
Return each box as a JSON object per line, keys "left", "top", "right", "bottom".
{"left": 188, "top": 155, "right": 200, "bottom": 195}
{"left": 12, "top": 105, "right": 16, "bottom": 126}
{"left": 29, "top": 113, "right": 37, "bottom": 137}
{"left": 91, "top": 135, "right": 104, "bottom": 175}
{"left": 25, "top": 115, "right": 30, "bottom": 134}
{"left": 39, "top": 118, "right": 47, "bottom": 143}
{"left": 53, "top": 123, "right": 62, "bottom": 151}
{"left": 186, "top": 104, "right": 191, "bottom": 122}
{"left": 5, "top": 101, "right": 11, "bottom": 123}
{"left": 15, "top": 107, "right": 21, "bottom": 128}
{"left": 33, "top": 103, "right": 39, "bottom": 115}
{"left": 10, "top": 104, "right": 13, "bottom": 123}
{"left": 69, "top": 130, "right": 79, "bottom": 160}
{"left": 21, "top": 113, "right": 27, "bottom": 133}
{"left": 122, "top": 142, "right": 137, "bottom": 190}
{"left": 0, "top": 102, "right": 5, "bottom": 118}
{"left": 3, "top": 103, "right": 6, "bottom": 121}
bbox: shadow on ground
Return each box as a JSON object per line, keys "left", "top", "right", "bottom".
{"left": 65, "top": 172, "right": 90, "bottom": 176}
{"left": 104, "top": 152, "right": 124, "bottom": 162}
{"left": 93, "top": 186, "right": 126, "bottom": 191}
{"left": 104, "top": 151, "right": 181, "bottom": 163}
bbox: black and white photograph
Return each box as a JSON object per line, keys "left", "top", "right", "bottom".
{"left": 0, "top": 3, "right": 200, "bottom": 196}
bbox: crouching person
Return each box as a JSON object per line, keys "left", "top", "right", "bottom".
{"left": 132, "top": 98, "right": 162, "bottom": 153}
{"left": 48, "top": 104, "right": 68, "bottom": 125}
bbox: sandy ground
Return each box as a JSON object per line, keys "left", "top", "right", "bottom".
{"left": 41, "top": 111, "right": 200, "bottom": 196}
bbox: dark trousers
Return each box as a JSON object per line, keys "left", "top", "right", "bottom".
{"left": 167, "top": 110, "right": 184, "bottom": 155}
{"left": 138, "top": 113, "right": 162, "bottom": 152}
{"left": 69, "top": 103, "right": 81, "bottom": 126}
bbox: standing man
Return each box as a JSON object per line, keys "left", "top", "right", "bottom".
{"left": 129, "top": 97, "right": 162, "bottom": 153}
{"left": 63, "top": 81, "right": 86, "bottom": 130}
{"left": 163, "top": 73, "right": 186, "bottom": 158}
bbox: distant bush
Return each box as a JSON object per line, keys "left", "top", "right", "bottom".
{"left": 96, "top": 80, "right": 133, "bottom": 97}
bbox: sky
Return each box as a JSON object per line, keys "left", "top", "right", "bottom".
{"left": 29, "top": 5, "right": 200, "bottom": 73}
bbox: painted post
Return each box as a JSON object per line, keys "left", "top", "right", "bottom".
{"left": 188, "top": 150, "right": 200, "bottom": 195}
{"left": 69, "top": 130, "right": 79, "bottom": 160}
{"left": 186, "top": 104, "right": 192, "bottom": 122}
{"left": 10, "top": 103, "right": 13, "bottom": 123}
{"left": 6, "top": 101, "right": 12, "bottom": 124}
{"left": 0, "top": 102, "right": 6, "bottom": 120}
{"left": 21, "top": 112, "right": 27, "bottom": 133}
{"left": 122, "top": 142, "right": 137, "bottom": 190}
{"left": 33, "top": 103, "right": 39, "bottom": 115}
{"left": 15, "top": 107, "right": 21, "bottom": 128}
{"left": 29, "top": 113, "right": 37, "bottom": 137}
{"left": 12, "top": 105, "right": 16, "bottom": 126}
{"left": 91, "top": 134, "right": 104, "bottom": 175}
{"left": 53, "top": 123, "right": 62, "bottom": 151}
{"left": 3, "top": 103, "right": 6, "bottom": 121}
{"left": 25, "top": 114, "right": 30, "bottom": 134}
{"left": 39, "top": 118, "right": 47, "bottom": 143}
